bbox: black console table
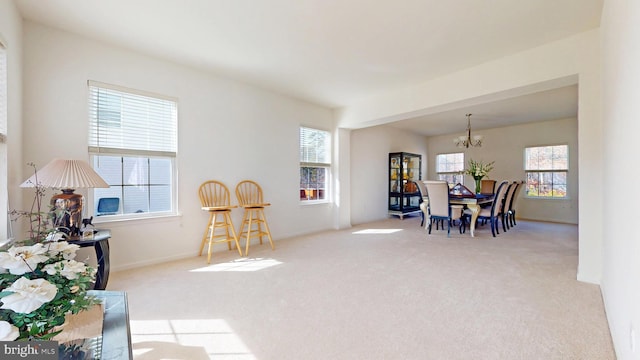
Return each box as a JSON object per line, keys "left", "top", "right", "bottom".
{"left": 68, "top": 230, "right": 111, "bottom": 290}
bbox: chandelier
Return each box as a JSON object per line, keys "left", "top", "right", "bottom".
{"left": 454, "top": 113, "right": 483, "bottom": 148}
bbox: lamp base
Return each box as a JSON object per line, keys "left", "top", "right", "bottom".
{"left": 50, "top": 189, "right": 83, "bottom": 236}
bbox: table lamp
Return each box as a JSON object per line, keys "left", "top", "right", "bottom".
{"left": 20, "top": 159, "right": 109, "bottom": 236}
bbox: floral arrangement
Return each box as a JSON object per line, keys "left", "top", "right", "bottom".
{"left": 464, "top": 159, "right": 495, "bottom": 180}
{"left": 0, "top": 163, "right": 98, "bottom": 341}
{"left": 0, "top": 242, "right": 98, "bottom": 340}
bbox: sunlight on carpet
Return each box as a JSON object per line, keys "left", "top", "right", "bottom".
{"left": 189, "top": 258, "right": 282, "bottom": 272}
{"left": 131, "top": 319, "right": 255, "bottom": 360}
{"left": 352, "top": 228, "right": 403, "bottom": 234}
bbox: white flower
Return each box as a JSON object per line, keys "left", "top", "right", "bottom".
{"left": 44, "top": 241, "right": 79, "bottom": 260}
{"left": 0, "top": 244, "right": 49, "bottom": 275}
{"left": 0, "top": 320, "right": 19, "bottom": 341}
{"left": 465, "top": 159, "right": 494, "bottom": 179}
{"left": 43, "top": 259, "right": 87, "bottom": 280}
{"left": 60, "top": 260, "right": 87, "bottom": 280}
{"left": 0, "top": 277, "right": 58, "bottom": 314}
{"left": 42, "top": 263, "right": 59, "bottom": 276}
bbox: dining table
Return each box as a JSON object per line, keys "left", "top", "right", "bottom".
{"left": 449, "top": 194, "right": 494, "bottom": 237}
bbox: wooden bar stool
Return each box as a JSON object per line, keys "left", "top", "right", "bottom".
{"left": 235, "top": 180, "right": 274, "bottom": 256}
{"left": 198, "top": 180, "right": 242, "bottom": 263}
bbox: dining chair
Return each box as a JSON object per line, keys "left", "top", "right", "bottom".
{"left": 419, "top": 180, "right": 457, "bottom": 230}
{"left": 480, "top": 179, "right": 497, "bottom": 195}
{"left": 477, "top": 179, "right": 497, "bottom": 222}
{"left": 198, "top": 180, "right": 242, "bottom": 263}
{"left": 464, "top": 180, "right": 509, "bottom": 237}
{"left": 501, "top": 181, "right": 519, "bottom": 230}
{"left": 506, "top": 180, "right": 524, "bottom": 227}
{"left": 235, "top": 180, "right": 275, "bottom": 256}
{"left": 414, "top": 180, "right": 429, "bottom": 228}
{"left": 423, "top": 180, "right": 465, "bottom": 237}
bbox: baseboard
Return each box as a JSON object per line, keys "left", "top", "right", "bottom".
{"left": 111, "top": 252, "right": 195, "bottom": 272}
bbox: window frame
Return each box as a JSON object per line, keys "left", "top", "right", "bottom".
{"left": 88, "top": 81, "right": 178, "bottom": 221}
{"left": 524, "top": 144, "right": 569, "bottom": 199}
{"left": 299, "top": 126, "right": 331, "bottom": 204}
{"left": 435, "top": 152, "right": 465, "bottom": 185}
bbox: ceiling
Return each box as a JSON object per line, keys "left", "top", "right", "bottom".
{"left": 14, "top": 0, "right": 601, "bottom": 135}
{"left": 387, "top": 84, "right": 579, "bottom": 136}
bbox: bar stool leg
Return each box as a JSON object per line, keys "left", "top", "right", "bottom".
{"left": 226, "top": 211, "right": 243, "bottom": 257}
{"left": 244, "top": 211, "right": 254, "bottom": 256}
{"left": 199, "top": 212, "right": 214, "bottom": 256}
{"left": 206, "top": 212, "right": 218, "bottom": 264}
{"left": 260, "top": 210, "right": 275, "bottom": 250}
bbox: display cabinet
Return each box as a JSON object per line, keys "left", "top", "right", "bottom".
{"left": 388, "top": 152, "right": 422, "bottom": 219}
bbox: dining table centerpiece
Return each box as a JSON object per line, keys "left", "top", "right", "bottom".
{"left": 0, "top": 163, "right": 100, "bottom": 346}
{"left": 464, "top": 159, "right": 495, "bottom": 194}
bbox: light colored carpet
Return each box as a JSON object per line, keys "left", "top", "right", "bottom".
{"left": 108, "top": 217, "right": 615, "bottom": 360}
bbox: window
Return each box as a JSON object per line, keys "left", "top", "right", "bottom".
{"left": 436, "top": 153, "right": 464, "bottom": 185}
{"left": 299, "top": 127, "right": 330, "bottom": 202}
{"left": 524, "top": 145, "right": 568, "bottom": 198}
{"left": 88, "top": 81, "right": 178, "bottom": 218}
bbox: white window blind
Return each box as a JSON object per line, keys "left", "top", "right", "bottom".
{"left": 299, "top": 127, "right": 330, "bottom": 165}
{"left": 436, "top": 153, "right": 464, "bottom": 173}
{"left": 436, "top": 152, "right": 464, "bottom": 184}
{"left": 88, "top": 81, "right": 177, "bottom": 156}
{"left": 525, "top": 145, "right": 568, "bottom": 171}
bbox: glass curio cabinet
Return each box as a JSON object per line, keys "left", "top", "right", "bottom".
{"left": 388, "top": 152, "right": 422, "bottom": 219}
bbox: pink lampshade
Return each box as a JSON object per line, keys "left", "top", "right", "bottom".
{"left": 20, "top": 159, "right": 109, "bottom": 189}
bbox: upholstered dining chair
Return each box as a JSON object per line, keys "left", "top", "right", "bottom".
{"left": 464, "top": 180, "right": 509, "bottom": 237}
{"left": 414, "top": 180, "right": 429, "bottom": 228}
{"left": 423, "top": 180, "right": 465, "bottom": 237}
{"left": 506, "top": 180, "right": 525, "bottom": 228}
{"left": 198, "top": 180, "right": 242, "bottom": 263}
{"left": 480, "top": 179, "right": 497, "bottom": 195}
{"left": 235, "top": 180, "right": 275, "bottom": 256}
{"left": 501, "top": 181, "right": 519, "bottom": 230}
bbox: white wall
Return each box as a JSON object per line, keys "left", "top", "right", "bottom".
{"left": 0, "top": 1, "right": 23, "bottom": 242}
{"left": 333, "top": 127, "right": 352, "bottom": 229}
{"left": 21, "top": 22, "right": 335, "bottom": 270}
{"left": 338, "top": 29, "right": 602, "bottom": 284}
{"left": 601, "top": 0, "right": 640, "bottom": 359}
{"left": 426, "top": 118, "right": 579, "bottom": 224}
{"left": 350, "top": 125, "right": 428, "bottom": 224}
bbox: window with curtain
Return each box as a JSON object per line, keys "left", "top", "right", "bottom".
{"left": 88, "top": 81, "right": 178, "bottom": 218}
{"left": 436, "top": 152, "right": 464, "bottom": 185}
{"left": 524, "top": 144, "right": 568, "bottom": 198}
{"left": 0, "top": 40, "right": 8, "bottom": 242}
{"left": 299, "top": 127, "right": 330, "bottom": 202}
